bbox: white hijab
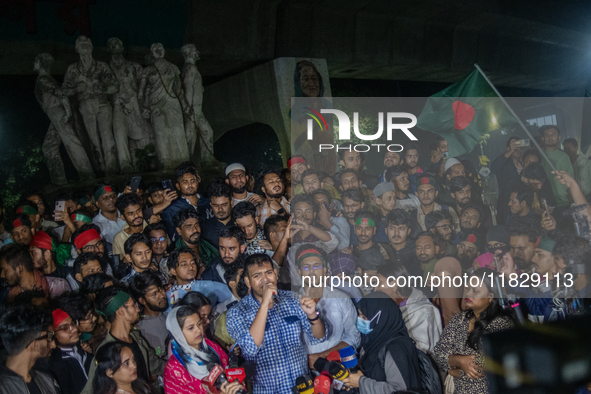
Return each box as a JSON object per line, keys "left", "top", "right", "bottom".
{"left": 166, "top": 306, "right": 220, "bottom": 380}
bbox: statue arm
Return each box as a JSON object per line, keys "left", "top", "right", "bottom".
{"left": 182, "top": 66, "right": 196, "bottom": 108}
{"left": 61, "top": 67, "right": 79, "bottom": 96}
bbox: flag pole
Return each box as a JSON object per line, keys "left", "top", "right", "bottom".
{"left": 473, "top": 63, "right": 557, "bottom": 172}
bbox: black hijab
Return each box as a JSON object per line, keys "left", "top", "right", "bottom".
{"left": 357, "top": 293, "right": 421, "bottom": 390}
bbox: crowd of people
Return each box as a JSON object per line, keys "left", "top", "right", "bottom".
{"left": 1, "top": 124, "right": 591, "bottom": 394}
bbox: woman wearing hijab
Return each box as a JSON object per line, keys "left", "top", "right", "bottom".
{"left": 342, "top": 293, "right": 422, "bottom": 394}
{"left": 433, "top": 268, "right": 515, "bottom": 394}
{"left": 163, "top": 305, "right": 242, "bottom": 394}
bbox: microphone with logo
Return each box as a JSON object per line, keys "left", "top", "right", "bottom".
{"left": 314, "top": 372, "right": 333, "bottom": 394}
{"left": 202, "top": 363, "right": 247, "bottom": 394}
{"left": 291, "top": 374, "right": 314, "bottom": 394}
{"left": 339, "top": 346, "right": 359, "bottom": 373}
{"left": 313, "top": 354, "right": 350, "bottom": 391}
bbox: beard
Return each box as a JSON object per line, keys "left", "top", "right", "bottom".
{"left": 458, "top": 254, "right": 474, "bottom": 271}
{"left": 459, "top": 200, "right": 471, "bottom": 208}
{"left": 266, "top": 190, "right": 284, "bottom": 199}
{"left": 231, "top": 185, "right": 247, "bottom": 194}
{"left": 513, "top": 257, "right": 531, "bottom": 270}
{"left": 145, "top": 298, "right": 169, "bottom": 313}
{"left": 186, "top": 232, "right": 200, "bottom": 245}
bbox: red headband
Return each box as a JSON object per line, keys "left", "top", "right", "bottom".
{"left": 74, "top": 229, "right": 101, "bottom": 250}
{"left": 288, "top": 157, "right": 306, "bottom": 170}
{"left": 297, "top": 248, "right": 322, "bottom": 260}
{"left": 52, "top": 308, "right": 70, "bottom": 328}
{"left": 30, "top": 231, "right": 53, "bottom": 251}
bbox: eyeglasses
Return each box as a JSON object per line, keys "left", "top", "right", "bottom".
{"left": 55, "top": 322, "right": 77, "bottom": 333}
{"left": 150, "top": 236, "right": 166, "bottom": 242}
{"left": 82, "top": 241, "right": 104, "bottom": 252}
{"left": 34, "top": 331, "right": 55, "bottom": 343}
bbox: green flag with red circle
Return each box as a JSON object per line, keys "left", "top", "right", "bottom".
{"left": 416, "top": 68, "right": 517, "bottom": 156}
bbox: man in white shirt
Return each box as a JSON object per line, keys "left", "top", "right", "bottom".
{"left": 225, "top": 163, "right": 263, "bottom": 207}
{"left": 376, "top": 263, "right": 442, "bottom": 355}
{"left": 296, "top": 244, "right": 360, "bottom": 368}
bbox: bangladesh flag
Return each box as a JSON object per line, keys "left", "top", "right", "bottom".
{"left": 416, "top": 68, "right": 517, "bottom": 156}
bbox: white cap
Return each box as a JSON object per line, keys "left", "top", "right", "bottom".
{"left": 444, "top": 158, "right": 461, "bottom": 172}
{"left": 225, "top": 163, "right": 246, "bottom": 176}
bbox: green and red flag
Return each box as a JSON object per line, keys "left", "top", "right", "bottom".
{"left": 416, "top": 68, "right": 517, "bottom": 156}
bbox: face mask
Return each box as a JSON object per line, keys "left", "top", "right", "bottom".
{"left": 356, "top": 310, "right": 381, "bottom": 334}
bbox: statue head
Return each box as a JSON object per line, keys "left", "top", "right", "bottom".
{"left": 150, "top": 43, "right": 165, "bottom": 59}
{"left": 107, "top": 37, "right": 124, "bottom": 54}
{"left": 144, "top": 53, "right": 156, "bottom": 66}
{"left": 34, "top": 53, "right": 54, "bottom": 73}
{"left": 295, "top": 60, "right": 322, "bottom": 97}
{"left": 75, "top": 36, "right": 93, "bottom": 55}
{"left": 181, "top": 43, "right": 200, "bottom": 61}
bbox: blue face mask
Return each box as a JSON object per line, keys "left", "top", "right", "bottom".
{"left": 356, "top": 311, "right": 381, "bottom": 334}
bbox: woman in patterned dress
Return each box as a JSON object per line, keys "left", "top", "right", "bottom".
{"left": 434, "top": 268, "right": 515, "bottom": 394}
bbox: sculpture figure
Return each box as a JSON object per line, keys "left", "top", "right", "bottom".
{"left": 63, "top": 36, "right": 119, "bottom": 174}
{"left": 181, "top": 44, "right": 214, "bottom": 163}
{"left": 107, "top": 37, "right": 154, "bottom": 172}
{"left": 138, "top": 43, "right": 190, "bottom": 169}
{"left": 34, "top": 53, "right": 95, "bottom": 185}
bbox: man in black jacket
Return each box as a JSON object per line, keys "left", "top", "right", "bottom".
{"left": 0, "top": 306, "right": 59, "bottom": 394}
{"left": 36, "top": 308, "right": 92, "bottom": 394}
{"left": 201, "top": 226, "right": 246, "bottom": 284}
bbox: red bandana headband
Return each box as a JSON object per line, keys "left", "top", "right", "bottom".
{"left": 30, "top": 231, "right": 54, "bottom": 251}
{"left": 74, "top": 229, "right": 102, "bottom": 250}
{"left": 52, "top": 308, "right": 70, "bottom": 328}
{"left": 288, "top": 157, "right": 307, "bottom": 170}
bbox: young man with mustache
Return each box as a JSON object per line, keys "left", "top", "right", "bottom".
{"left": 162, "top": 162, "right": 212, "bottom": 242}
{"left": 91, "top": 183, "right": 125, "bottom": 245}
{"left": 201, "top": 226, "right": 246, "bottom": 284}
{"left": 165, "top": 248, "right": 233, "bottom": 310}
{"left": 120, "top": 234, "right": 165, "bottom": 285}
{"left": 258, "top": 169, "right": 290, "bottom": 225}
{"left": 201, "top": 180, "right": 236, "bottom": 249}
{"left": 174, "top": 208, "right": 220, "bottom": 268}
{"left": 113, "top": 193, "right": 150, "bottom": 260}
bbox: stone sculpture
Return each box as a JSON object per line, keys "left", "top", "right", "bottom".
{"left": 108, "top": 37, "right": 154, "bottom": 172}
{"left": 34, "top": 53, "right": 95, "bottom": 185}
{"left": 138, "top": 43, "right": 190, "bottom": 169}
{"left": 63, "top": 36, "right": 119, "bottom": 174}
{"left": 181, "top": 43, "right": 214, "bottom": 163}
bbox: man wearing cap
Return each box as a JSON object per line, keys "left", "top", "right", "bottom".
{"left": 456, "top": 232, "right": 484, "bottom": 272}
{"left": 81, "top": 287, "right": 166, "bottom": 394}
{"left": 352, "top": 210, "right": 396, "bottom": 271}
{"left": 295, "top": 244, "right": 360, "bottom": 368}
{"left": 411, "top": 174, "right": 459, "bottom": 236}
{"left": 225, "top": 163, "right": 264, "bottom": 206}
{"left": 30, "top": 231, "right": 76, "bottom": 293}
{"left": 71, "top": 225, "right": 115, "bottom": 276}
{"left": 14, "top": 201, "right": 42, "bottom": 234}
{"left": 373, "top": 182, "right": 397, "bottom": 243}
{"left": 10, "top": 214, "right": 36, "bottom": 246}
{"left": 443, "top": 157, "right": 482, "bottom": 201}
{"left": 36, "top": 309, "right": 92, "bottom": 394}
{"left": 91, "top": 183, "right": 125, "bottom": 244}
{"left": 288, "top": 155, "right": 310, "bottom": 188}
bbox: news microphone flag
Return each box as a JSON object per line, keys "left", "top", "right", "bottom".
{"left": 339, "top": 346, "right": 358, "bottom": 369}
{"left": 314, "top": 374, "right": 332, "bottom": 394}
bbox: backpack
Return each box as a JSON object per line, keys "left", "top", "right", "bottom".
{"left": 378, "top": 336, "right": 442, "bottom": 394}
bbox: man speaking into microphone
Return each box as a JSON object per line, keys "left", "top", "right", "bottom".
{"left": 227, "top": 253, "right": 327, "bottom": 394}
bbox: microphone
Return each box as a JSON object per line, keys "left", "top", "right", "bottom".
{"left": 339, "top": 346, "right": 359, "bottom": 372}
{"left": 203, "top": 364, "right": 247, "bottom": 394}
{"left": 314, "top": 373, "right": 332, "bottom": 394}
{"left": 225, "top": 367, "right": 246, "bottom": 384}
{"left": 272, "top": 293, "right": 281, "bottom": 304}
{"left": 293, "top": 374, "right": 314, "bottom": 394}
{"left": 313, "top": 357, "right": 328, "bottom": 372}
{"left": 327, "top": 351, "right": 341, "bottom": 363}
